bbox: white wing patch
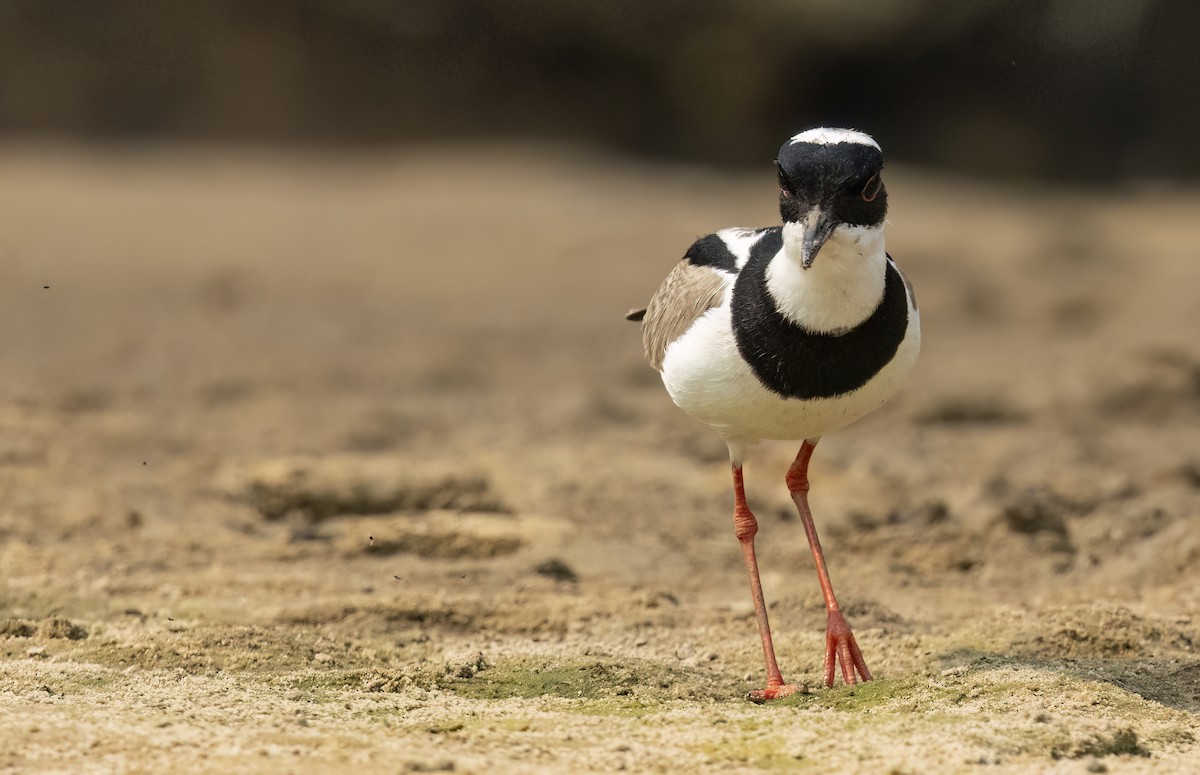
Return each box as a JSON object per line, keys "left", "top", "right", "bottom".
{"left": 717, "top": 227, "right": 767, "bottom": 271}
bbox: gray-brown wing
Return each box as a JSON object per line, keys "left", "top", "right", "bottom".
{"left": 641, "top": 261, "right": 731, "bottom": 371}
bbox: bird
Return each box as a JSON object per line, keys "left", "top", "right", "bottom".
{"left": 627, "top": 127, "right": 920, "bottom": 700}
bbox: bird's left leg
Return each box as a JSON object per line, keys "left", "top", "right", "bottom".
{"left": 786, "top": 439, "right": 872, "bottom": 688}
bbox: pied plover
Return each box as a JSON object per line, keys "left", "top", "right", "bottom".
{"left": 627, "top": 128, "right": 920, "bottom": 700}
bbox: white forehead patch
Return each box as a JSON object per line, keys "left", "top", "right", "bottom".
{"left": 789, "top": 127, "right": 880, "bottom": 150}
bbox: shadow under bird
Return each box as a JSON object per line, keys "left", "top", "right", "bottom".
{"left": 627, "top": 128, "right": 920, "bottom": 700}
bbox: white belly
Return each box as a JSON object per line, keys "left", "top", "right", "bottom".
{"left": 660, "top": 304, "right": 921, "bottom": 448}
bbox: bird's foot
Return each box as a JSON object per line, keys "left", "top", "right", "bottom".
{"left": 823, "top": 609, "right": 872, "bottom": 688}
{"left": 747, "top": 681, "right": 805, "bottom": 704}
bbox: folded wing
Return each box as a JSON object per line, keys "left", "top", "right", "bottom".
{"left": 641, "top": 261, "right": 731, "bottom": 371}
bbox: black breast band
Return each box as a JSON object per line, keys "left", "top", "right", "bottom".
{"left": 732, "top": 235, "right": 909, "bottom": 399}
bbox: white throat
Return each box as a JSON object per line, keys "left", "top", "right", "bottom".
{"left": 766, "top": 222, "right": 888, "bottom": 333}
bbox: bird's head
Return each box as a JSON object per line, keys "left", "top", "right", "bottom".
{"left": 776, "top": 128, "right": 887, "bottom": 269}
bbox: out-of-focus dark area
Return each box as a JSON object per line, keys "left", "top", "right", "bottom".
{"left": 0, "top": 0, "right": 1194, "bottom": 180}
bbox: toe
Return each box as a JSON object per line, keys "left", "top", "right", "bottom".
{"left": 747, "top": 683, "right": 805, "bottom": 703}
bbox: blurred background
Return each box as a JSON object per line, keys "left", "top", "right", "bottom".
{"left": 1, "top": 0, "right": 1196, "bottom": 180}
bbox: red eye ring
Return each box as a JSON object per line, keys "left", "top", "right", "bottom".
{"left": 861, "top": 174, "right": 881, "bottom": 203}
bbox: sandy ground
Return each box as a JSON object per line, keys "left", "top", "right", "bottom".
{"left": 1, "top": 143, "right": 1198, "bottom": 774}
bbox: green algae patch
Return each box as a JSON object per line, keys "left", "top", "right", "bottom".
{"left": 442, "top": 658, "right": 718, "bottom": 703}
{"left": 447, "top": 662, "right": 617, "bottom": 700}
{"left": 467, "top": 665, "right": 598, "bottom": 699}
{"left": 765, "top": 676, "right": 949, "bottom": 712}
{"left": 287, "top": 670, "right": 373, "bottom": 696}
{"left": 568, "top": 697, "right": 665, "bottom": 719}
{"left": 20, "top": 669, "right": 118, "bottom": 698}
{"left": 695, "top": 734, "right": 807, "bottom": 771}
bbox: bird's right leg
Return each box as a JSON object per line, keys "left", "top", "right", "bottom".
{"left": 733, "top": 463, "right": 802, "bottom": 702}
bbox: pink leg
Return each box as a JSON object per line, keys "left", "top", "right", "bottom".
{"left": 787, "top": 440, "right": 872, "bottom": 688}
{"left": 732, "top": 464, "right": 802, "bottom": 702}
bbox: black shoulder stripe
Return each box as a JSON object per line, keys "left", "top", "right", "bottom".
{"left": 732, "top": 253, "right": 909, "bottom": 399}
{"left": 748, "top": 227, "right": 783, "bottom": 264}
{"left": 684, "top": 233, "right": 738, "bottom": 272}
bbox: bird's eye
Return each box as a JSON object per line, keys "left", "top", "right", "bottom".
{"left": 860, "top": 173, "right": 882, "bottom": 203}
{"left": 776, "top": 162, "right": 794, "bottom": 197}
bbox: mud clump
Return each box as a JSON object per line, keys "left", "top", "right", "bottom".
{"left": 1, "top": 617, "right": 87, "bottom": 640}
{"left": 41, "top": 617, "right": 89, "bottom": 640}
{"left": 448, "top": 652, "right": 489, "bottom": 679}
{"left": 1052, "top": 728, "right": 1149, "bottom": 760}
{"left": 362, "top": 670, "right": 420, "bottom": 694}
{"left": 362, "top": 530, "right": 522, "bottom": 560}
{"left": 835, "top": 500, "right": 982, "bottom": 579}
{"left": 0, "top": 619, "right": 37, "bottom": 638}
{"left": 1095, "top": 349, "right": 1200, "bottom": 422}
{"left": 916, "top": 396, "right": 1028, "bottom": 426}
{"left": 246, "top": 474, "right": 511, "bottom": 522}
{"left": 280, "top": 603, "right": 481, "bottom": 633}
{"left": 534, "top": 558, "right": 579, "bottom": 583}
{"left": 443, "top": 659, "right": 673, "bottom": 701}
{"left": 402, "top": 760, "right": 456, "bottom": 773}
{"left": 1013, "top": 606, "right": 1194, "bottom": 660}
{"left": 846, "top": 499, "right": 951, "bottom": 532}
{"left": 991, "top": 485, "right": 1090, "bottom": 556}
